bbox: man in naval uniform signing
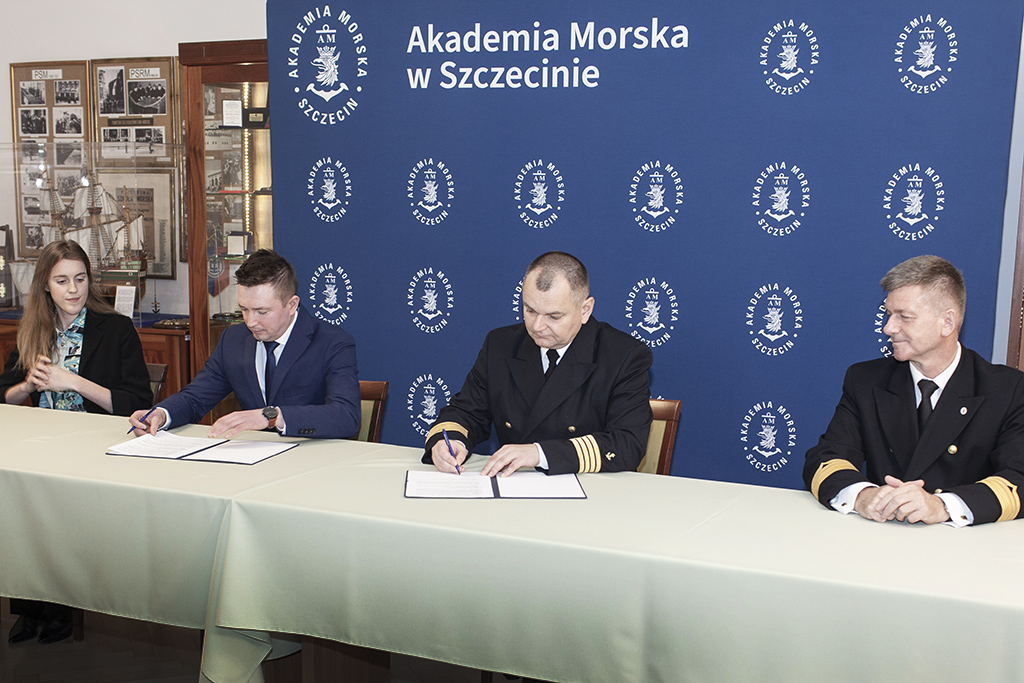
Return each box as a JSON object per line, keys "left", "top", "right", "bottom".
{"left": 423, "top": 250, "right": 653, "bottom": 476}
{"left": 804, "top": 254, "right": 1024, "bottom": 525}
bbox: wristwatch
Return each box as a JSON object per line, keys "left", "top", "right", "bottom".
{"left": 262, "top": 405, "right": 279, "bottom": 430}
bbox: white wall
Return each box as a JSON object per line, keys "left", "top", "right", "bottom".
{"left": 0, "top": 0, "right": 266, "bottom": 314}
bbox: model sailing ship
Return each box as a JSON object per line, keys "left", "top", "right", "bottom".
{"left": 28, "top": 169, "right": 149, "bottom": 298}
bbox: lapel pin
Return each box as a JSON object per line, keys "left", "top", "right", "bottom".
{"left": 948, "top": 445, "right": 958, "bottom": 454}
{"left": 960, "top": 407, "right": 968, "bottom": 415}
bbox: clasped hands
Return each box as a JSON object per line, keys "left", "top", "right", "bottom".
{"left": 23, "top": 354, "right": 78, "bottom": 394}
{"left": 431, "top": 440, "right": 539, "bottom": 477}
{"left": 128, "top": 408, "right": 271, "bottom": 438}
{"left": 854, "top": 475, "right": 950, "bottom": 524}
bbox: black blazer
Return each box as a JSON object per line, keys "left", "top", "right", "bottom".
{"left": 0, "top": 309, "right": 152, "bottom": 416}
{"left": 423, "top": 316, "right": 653, "bottom": 474}
{"left": 804, "top": 347, "right": 1024, "bottom": 524}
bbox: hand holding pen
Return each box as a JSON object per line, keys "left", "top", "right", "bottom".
{"left": 443, "top": 428, "right": 462, "bottom": 475}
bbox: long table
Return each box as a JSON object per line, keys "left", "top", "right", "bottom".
{"left": 5, "top": 405, "right": 1024, "bottom": 682}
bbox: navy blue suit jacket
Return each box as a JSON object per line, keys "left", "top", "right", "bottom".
{"left": 158, "top": 306, "right": 360, "bottom": 438}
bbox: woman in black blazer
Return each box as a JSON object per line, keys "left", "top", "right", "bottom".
{"left": 0, "top": 240, "right": 151, "bottom": 644}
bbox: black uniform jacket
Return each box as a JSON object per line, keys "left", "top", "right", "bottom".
{"left": 423, "top": 316, "right": 653, "bottom": 474}
{"left": 804, "top": 347, "right": 1024, "bottom": 524}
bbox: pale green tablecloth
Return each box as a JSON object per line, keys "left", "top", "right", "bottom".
{"left": 207, "top": 442, "right": 1024, "bottom": 683}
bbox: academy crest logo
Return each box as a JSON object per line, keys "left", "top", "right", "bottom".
{"left": 408, "top": 267, "right": 454, "bottom": 333}
{"left": 408, "top": 158, "right": 454, "bottom": 226}
{"left": 286, "top": 5, "right": 368, "bottom": 125}
{"left": 515, "top": 159, "right": 564, "bottom": 229}
{"left": 760, "top": 20, "right": 818, "bottom": 95}
{"left": 624, "top": 278, "right": 678, "bottom": 348}
{"left": 740, "top": 400, "right": 796, "bottom": 473}
{"left": 308, "top": 157, "right": 351, "bottom": 222}
{"left": 629, "top": 161, "right": 683, "bottom": 233}
{"left": 308, "top": 263, "right": 353, "bottom": 325}
{"left": 511, "top": 278, "right": 524, "bottom": 322}
{"left": 752, "top": 162, "right": 810, "bottom": 236}
{"left": 874, "top": 300, "right": 894, "bottom": 358}
{"left": 746, "top": 283, "right": 803, "bottom": 356}
{"left": 407, "top": 373, "right": 452, "bottom": 437}
{"left": 895, "top": 15, "right": 957, "bottom": 94}
{"left": 884, "top": 163, "right": 944, "bottom": 241}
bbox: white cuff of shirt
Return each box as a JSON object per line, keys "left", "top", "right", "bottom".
{"left": 534, "top": 443, "right": 549, "bottom": 471}
{"left": 831, "top": 482, "right": 874, "bottom": 514}
{"left": 937, "top": 492, "right": 973, "bottom": 527}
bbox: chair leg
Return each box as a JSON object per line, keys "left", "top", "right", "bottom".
{"left": 71, "top": 608, "right": 85, "bottom": 641}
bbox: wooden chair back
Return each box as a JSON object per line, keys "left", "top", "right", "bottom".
{"left": 637, "top": 398, "right": 681, "bottom": 476}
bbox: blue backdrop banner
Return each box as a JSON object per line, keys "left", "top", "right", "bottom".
{"left": 265, "top": 1, "right": 1024, "bottom": 489}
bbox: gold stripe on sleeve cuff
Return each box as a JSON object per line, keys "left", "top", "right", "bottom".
{"left": 810, "top": 459, "right": 860, "bottom": 501}
{"left": 978, "top": 476, "right": 1021, "bottom": 523}
{"left": 425, "top": 421, "right": 468, "bottom": 445}
{"left": 571, "top": 435, "right": 601, "bottom": 473}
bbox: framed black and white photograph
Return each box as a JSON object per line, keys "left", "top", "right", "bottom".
{"left": 98, "top": 169, "right": 177, "bottom": 279}
{"left": 133, "top": 126, "right": 166, "bottom": 156}
{"left": 97, "top": 66, "right": 125, "bottom": 115}
{"left": 20, "top": 140, "right": 45, "bottom": 164}
{"left": 23, "top": 195, "right": 41, "bottom": 218}
{"left": 54, "top": 79, "right": 81, "bottom": 105}
{"left": 54, "top": 168, "right": 85, "bottom": 197}
{"left": 100, "top": 126, "right": 132, "bottom": 159}
{"left": 55, "top": 139, "right": 84, "bottom": 167}
{"left": 221, "top": 150, "right": 242, "bottom": 192}
{"left": 127, "top": 79, "right": 167, "bottom": 115}
{"left": 20, "top": 80, "right": 45, "bottom": 105}
{"left": 21, "top": 167, "right": 43, "bottom": 194}
{"left": 19, "top": 108, "right": 48, "bottom": 136}
{"left": 53, "top": 107, "right": 84, "bottom": 136}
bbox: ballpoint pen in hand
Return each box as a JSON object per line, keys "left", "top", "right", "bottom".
{"left": 130, "top": 407, "right": 158, "bottom": 434}
{"left": 442, "top": 428, "right": 461, "bottom": 474}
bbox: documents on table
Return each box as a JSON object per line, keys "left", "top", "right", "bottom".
{"left": 404, "top": 470, "right": 586, "bottom": 499}
{"left": 107, "top": 431, "right": 297, "bottom": 465}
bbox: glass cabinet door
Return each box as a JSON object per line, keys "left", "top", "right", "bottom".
{"left": 180, "top": 40, "right": 269, "bottom": 422}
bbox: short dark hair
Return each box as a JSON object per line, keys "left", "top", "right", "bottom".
{"left": 235, "top": 249, "right": 298, "bottom": 302}
{"left": 525, "top": 251, "right": 589, "bottom": 301}
{"left": 880, "top": 255, "right": 966, "bottom": 320}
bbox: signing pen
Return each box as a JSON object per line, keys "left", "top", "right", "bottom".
{"left": 129, "top": 407, "right": 158, "bottom": 434}
{"left": 442, "top": 428, "right": 461, "bottom": 475}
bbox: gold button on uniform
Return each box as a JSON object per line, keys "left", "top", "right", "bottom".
{"left": 505, "top": 422, "right": 512, "bottom": 429}
{"left": 568, "top": 426, "right": 576, "bottom": 433}
{"left": 948, "top": 445, "right": 958, "bottom": 454}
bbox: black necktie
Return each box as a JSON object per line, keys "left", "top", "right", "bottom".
{"left": 264, "top": 341, "right": 279, "bottom": 405}
{"left": 544, "top": 349, "right": 560, "bottom": 381}
{"left": 918, "top": 379, "right": 938, "bottom": 432}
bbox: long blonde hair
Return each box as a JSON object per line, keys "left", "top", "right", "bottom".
{"left": 16, "top": 241, "right": 118, "bottom": 371}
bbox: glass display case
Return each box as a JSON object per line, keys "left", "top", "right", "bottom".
{"left": 180, "top": 39, "right": 270, "bottom": 420}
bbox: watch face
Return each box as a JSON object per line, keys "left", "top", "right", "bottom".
{"left": 263, "top": 406, "right": 278, "bottom": 418}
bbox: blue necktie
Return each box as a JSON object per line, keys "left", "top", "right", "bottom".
{"left": 264, "top": 341, "right": 279, "bottom": 405}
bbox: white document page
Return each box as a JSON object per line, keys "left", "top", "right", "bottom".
{"left": 181, "top": 439, "right": 296, "bottom": 465}
{"left": 495, "top": 471, "right": 586, "bottom": 499}
{"left": 108, "top": 432, "right": 226, "bottom": 459}
{"left": 108, "top": 432, "right": 295, "bottom": 465}
{"left": 405, "top": 470, "right": 496, "bottom": 498}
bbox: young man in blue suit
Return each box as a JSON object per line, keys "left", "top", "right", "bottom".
{"left": 129, "top": 249, "right": 360, "bottom": 439}
{"left": 804, "top": 255, "right": 1024, "bottom": 526}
